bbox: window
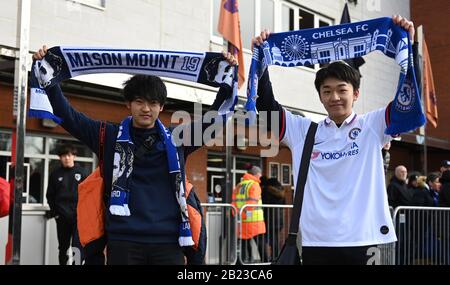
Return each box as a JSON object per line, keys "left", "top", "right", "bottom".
{"left": 299, "top": 9, "right": 314, "bottom": 29}
{"left": 354, "top": 45, "right": 365, "bottom": 57}
{"left": 269, "top": 162, "right": 279, "bottom": 180}
{"left": 212, "top": 0, "right": 275, "bottom": 50}
{"left": 280, "top": 3, "right": 333, "bottom": 69}
{"left": 0, "top": 132, "right": 95, "bottom": 206}
{"left": 281, "top": 164, "right": 291, "bottom": 186}
{"left": 0, "top": 133, "right": 11, "bottom": 151}
{"left": 281, "top": 4, "right": 332, "bottom": 31}
{"left": 207, "top": 152, "right": 261, "bottom": 202}
{"left": 319, "top": 50, "right": 331, "bottom": 64}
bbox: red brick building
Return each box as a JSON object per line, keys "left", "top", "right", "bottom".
{"left": 0, "top": 70, "right": 294, "bottom": 205}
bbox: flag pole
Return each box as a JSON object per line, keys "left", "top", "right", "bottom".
{"left": 224, "top": 42, "right": 234, "bottom": 204}
{"left": 417, "top": 25, "right": 427, "bottom": 175}
{"left": 6, "top": 0, "right": 31, "bottom": 265}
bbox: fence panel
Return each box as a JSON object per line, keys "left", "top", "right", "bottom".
{"left": 393, "top": 206, "right": 450, "bottom": 265}
{"left": 202, "top": 203, "right": 238, "bottom": 265}
{"left": 238, "top": 204, "right": 293, "bottom": 265}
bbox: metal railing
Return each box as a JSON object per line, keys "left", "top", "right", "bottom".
{"left": 237, "top": 204, "right": 293, "bottom": 265}
{"left": 392, "top": 206, "right": 450, "bottom": 265}
{"left": 202, "top": 203, "right": 238, "bottom": 265}
{"left": 201, "top": 203, "right": 450, "bottom": 265}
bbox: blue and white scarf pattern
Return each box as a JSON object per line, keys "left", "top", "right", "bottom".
{"left": 30, "top": 46, "right": 238, "bottom": 123}
{"left": 247, "top": 17, "right": 426, "bottom": 135}
{"left": 111, "top": 116, "right": 194, "bottom": 246}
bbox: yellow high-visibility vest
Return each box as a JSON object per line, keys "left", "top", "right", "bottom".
{"left": 233, "top": 180, "right": 264, "bottom": 223}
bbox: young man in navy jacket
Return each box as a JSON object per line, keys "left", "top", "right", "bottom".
{"left": 34, "top": 47, "right": 237, "bottom": 265}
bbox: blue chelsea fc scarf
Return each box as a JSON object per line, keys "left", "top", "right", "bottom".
{"left": 246, "top": 17, "right": 426, "bottom": 135}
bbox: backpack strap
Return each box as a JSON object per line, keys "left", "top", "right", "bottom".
{"left": 98, "top": 121, "right": 106, "bottom": 177}
{"left": 288, "top": 121, "right": 318, "bottom": 235}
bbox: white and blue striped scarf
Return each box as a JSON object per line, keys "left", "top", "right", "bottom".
{"left": 246, "top": 17, "right": 425, "bottom": 135}
{"left": 29, "top": 47, "right": 238, "bottom": 123}
{"left": 111, "top": 116, "right": 194, "bottom": 246}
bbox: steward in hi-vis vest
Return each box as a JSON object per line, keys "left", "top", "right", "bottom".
{"left": 232, "top": 171, "right": 266, "bottom": 240}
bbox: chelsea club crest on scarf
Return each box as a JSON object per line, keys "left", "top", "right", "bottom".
{"left": 246, "top": 17, "right": 426, "bottom": 135}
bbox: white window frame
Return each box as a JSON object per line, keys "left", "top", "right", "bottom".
{"left": 281, "top": 163, "right": 292, "bottom": 186}
{"left": 206, "top": 152, "right": 262, "bottom": 201}
{"left": 0, "top": 130, "right": 95, "bottom": 210}
{"left": 210, "top": 0, "right": 334, "bottom": 70}
{"left": 276, "top": 2, "right": 334, "bottom": 71}
{"left": 269, "top": 162, "right": 280, "bottom": 180}
{"left": 210, "top": 0, "right": 277, "bottom": 54}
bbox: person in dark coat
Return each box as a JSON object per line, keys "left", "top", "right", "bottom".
{"left": 47, "top": 144, "right": 88, "bottom": 265}
{"left": 387, "top": 165, "right": 412, "bottom": 208}
{"left": 438, "top": 170, "right": 450, "bottom": 207}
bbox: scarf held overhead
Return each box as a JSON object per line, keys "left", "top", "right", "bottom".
{"left": 30, "top": 47, "right": 238, "bottom": 123}
{"left": 111, "top": 116, "right": 194, "bottom": 247}
{"left": 246, "top": 17, "right": 425, "bottom": 135}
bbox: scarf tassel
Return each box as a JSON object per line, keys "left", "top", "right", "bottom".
{"left": 179, "top": 221, "right": 195, "bottom": 246}
{"left": 109, "top": 204, "right": 131, "bottom": 216}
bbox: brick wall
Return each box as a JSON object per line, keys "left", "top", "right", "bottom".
{"left": 411, "top": 0, "right": 450, "bottom": 143}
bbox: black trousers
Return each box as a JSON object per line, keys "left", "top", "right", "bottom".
{"left": 107, "top": 240, "right": 185, "bottom": 265}
{"left": 238, "top": 235, "right": 265, "bottom": 264}
{"left": 55, "top": 217, "right": 84, "bottom": 265}
{"left": 302, "top": 245, "right": 375, "bottom": 265}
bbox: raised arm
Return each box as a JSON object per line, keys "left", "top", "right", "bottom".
{"left": 252, "top": 30, "right": 285, "bottom": 140}
{"left": 33, "top": 46, "right": 101, "bottom": 155}
{"left": 183, "top": 52, "right": 237, "bottom": 157}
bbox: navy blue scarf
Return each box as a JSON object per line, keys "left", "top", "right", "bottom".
{"left": 29, "top": 47, "right": 238, "bottom": 122}
{"left": 246, "top": 17, "right": 425, "bottom": 135}
{"left": 110, "top": 117, "right": 194, "bottom": 246}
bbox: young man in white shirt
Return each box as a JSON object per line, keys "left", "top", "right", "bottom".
{"left": 252, "top": 15, "right": 416, "bottom": 265}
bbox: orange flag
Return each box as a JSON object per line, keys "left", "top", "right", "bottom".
{"left": 423, "top": 39, "right": 438, "bottom": 128}
{"left": 218, "top": 0, "right": 245, "bottom": 88}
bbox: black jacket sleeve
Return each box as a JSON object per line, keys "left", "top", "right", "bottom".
{"left": 182, "top": 84, "right": 233, "bottom": 158}
{"left": 46, "top": 171, "right": 56, "bottom": 214}
{"left": 255, "top": 69, "right": 285, "bottom": 140}
{"left": 46, "top": 84, "right": 101, "bottom": 157}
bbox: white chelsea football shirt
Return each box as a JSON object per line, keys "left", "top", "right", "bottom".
{"left": 282, "top": 108, "right": 396, "bottom": 247}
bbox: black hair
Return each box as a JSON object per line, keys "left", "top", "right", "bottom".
{"left": 122, "top": 75, "right": 167, "bottom": 105}
{"left": 426, "top": 172, "right": 440, "bottom": 184}
{"left": 314, "top": 61, "right": 361, "bottom": 94}
{"left": 58, "top": 144, "right": 77, "bottom": 156}
{"left": 408, "top": 174, "right": 418, "bottom": 182}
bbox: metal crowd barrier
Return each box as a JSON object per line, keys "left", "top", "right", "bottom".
{"left": 201, "top": 203, "right": 238, "bottom": 265}
{"left": 392, "top": 206, "right": 450, "bottom": 265}
{"left": 201, "top": 203, "right": 450, "bottom": 265}
{"left": 238, "top": 204, "right": 293, "bottom": 265}
{"left": 201, "top": 203, "right": 293, "bottom": 265}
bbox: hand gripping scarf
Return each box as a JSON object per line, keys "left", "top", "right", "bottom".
{"left": 246, "top": 17, "right": 425, "bottom": 135}
{"left": 29, "top": 46, "right": 238, "bottom": 123}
